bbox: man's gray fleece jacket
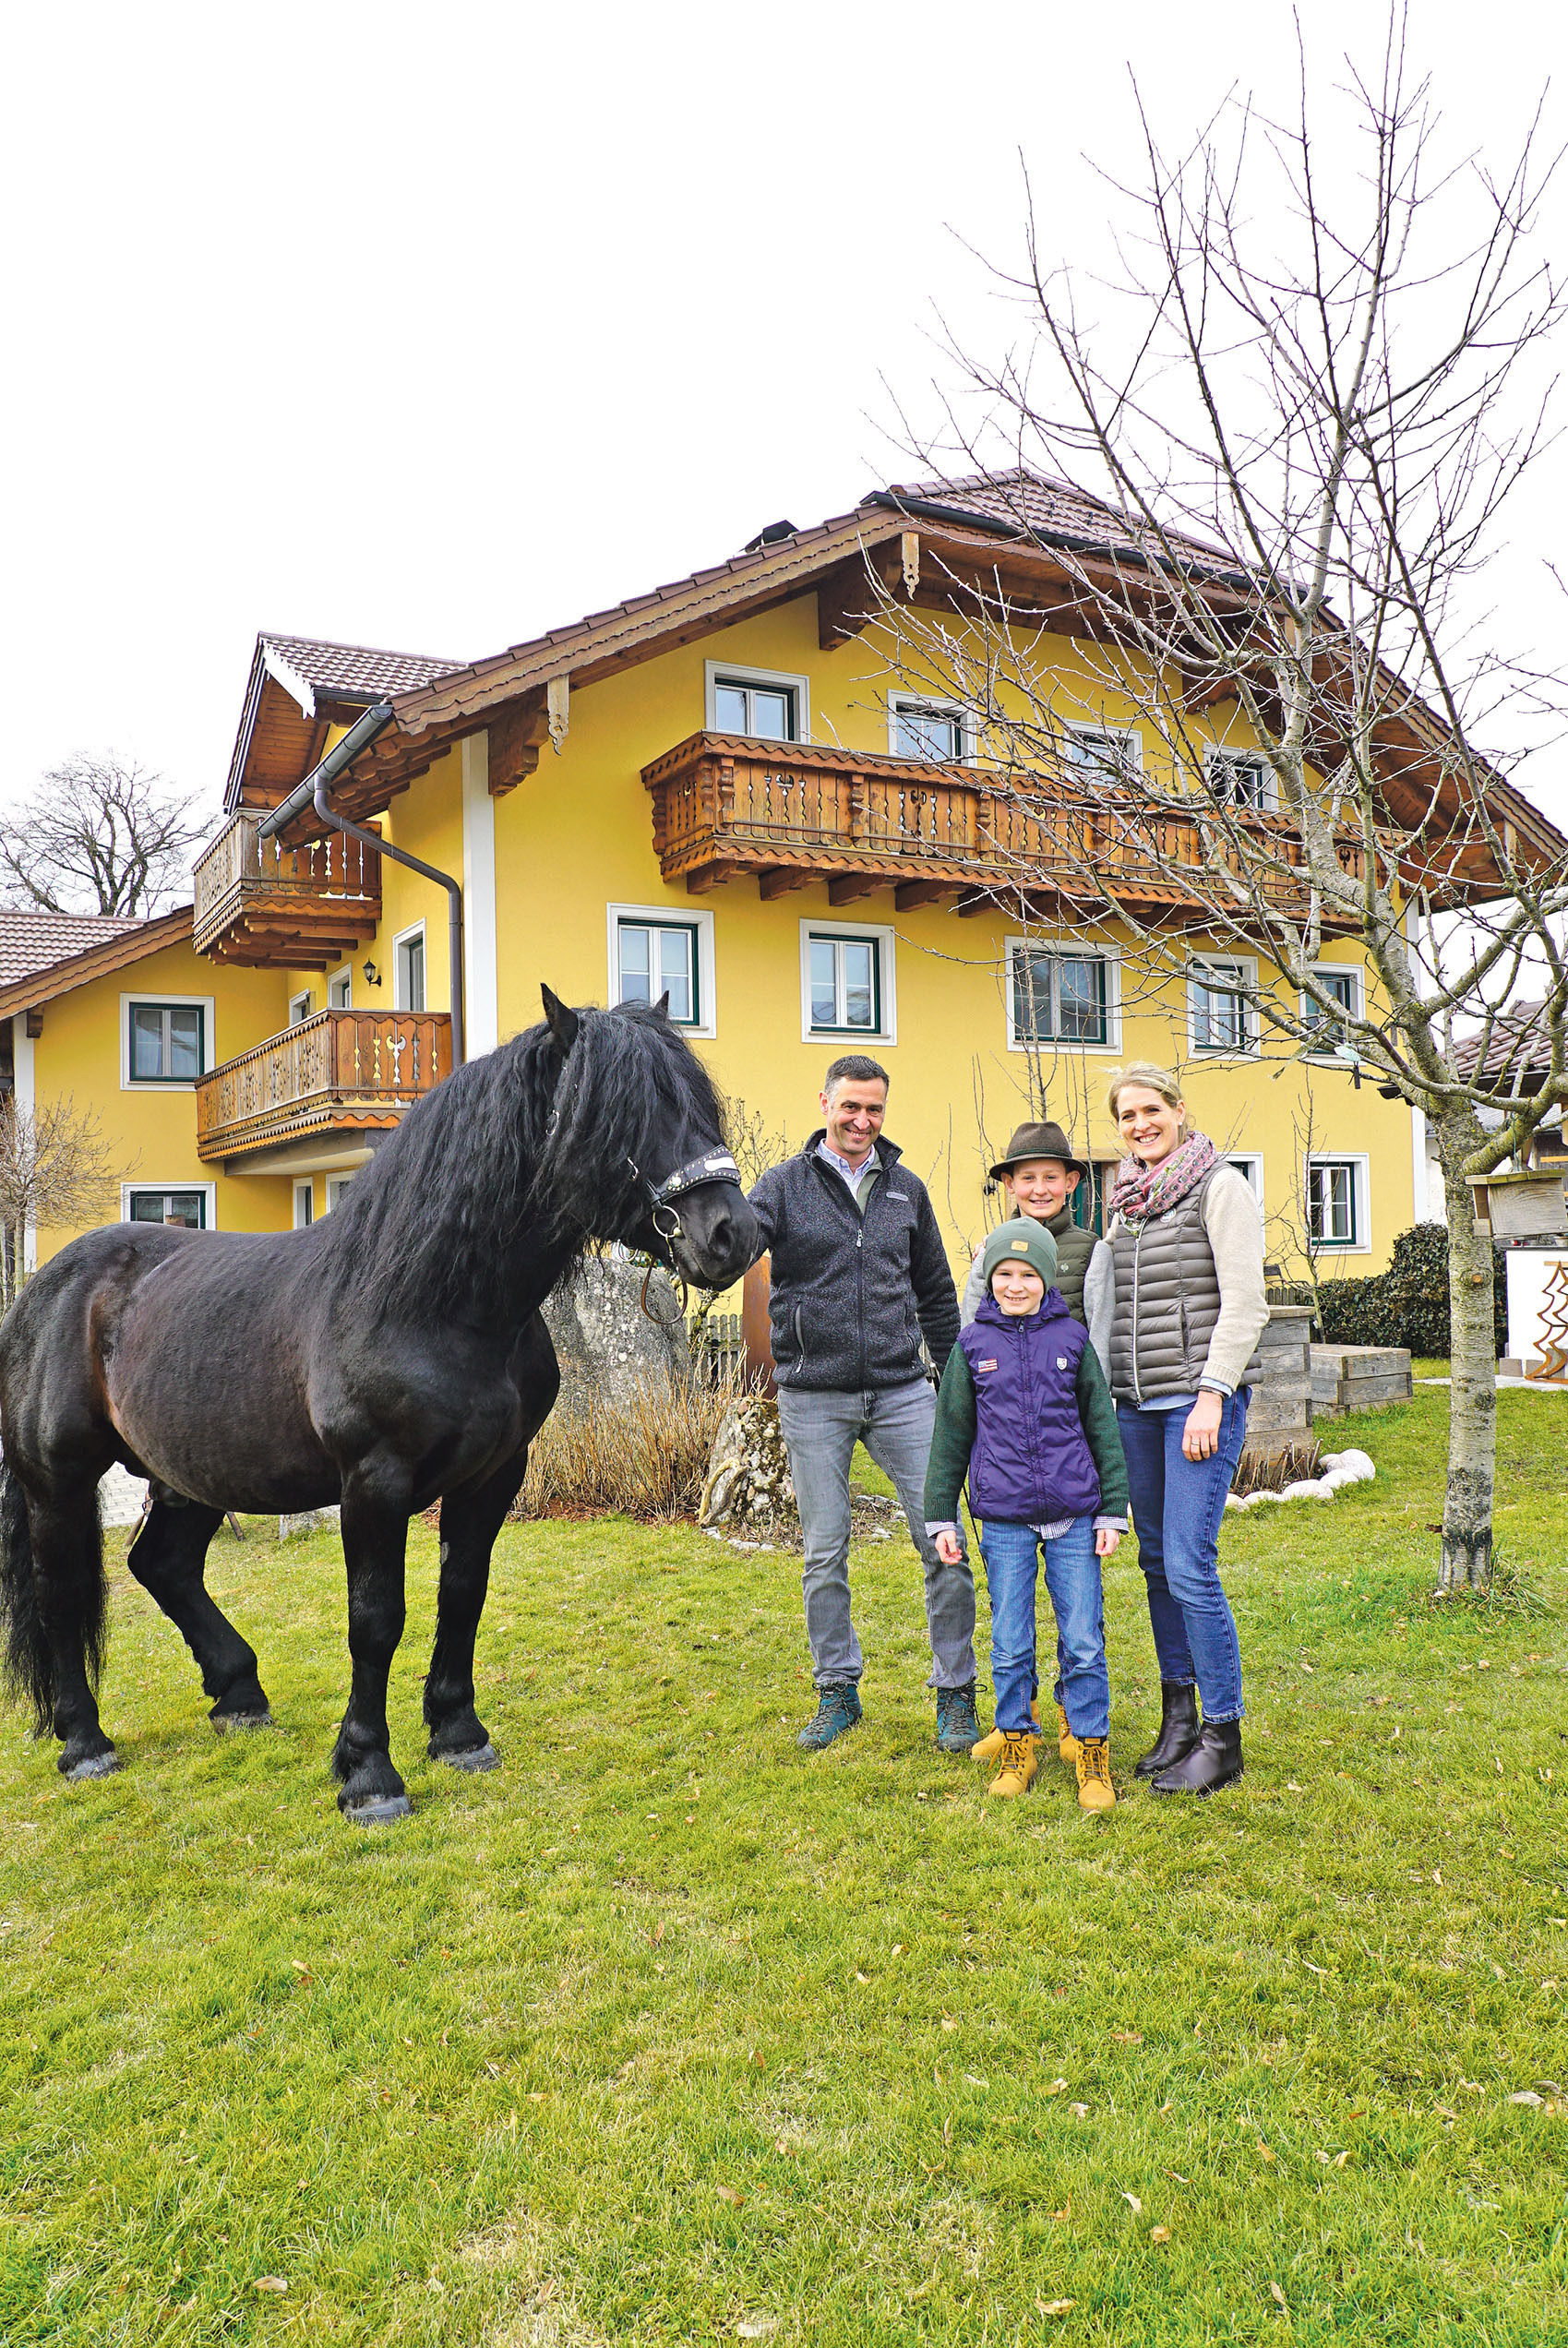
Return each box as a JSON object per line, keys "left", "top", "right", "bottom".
{"left": 747, "top": 1135, "right": 961, "bottom": 1392}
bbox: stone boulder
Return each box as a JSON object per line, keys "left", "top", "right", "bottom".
{"left": 542, "top": 1259, "right": 692, "bottom": 1421}
{"left": 699, "top": 1394, "right": 798, "bottom": 1536}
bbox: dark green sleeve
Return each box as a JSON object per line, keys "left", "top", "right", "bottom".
{"left": 923, "top": 1345, "right": 977, "bottom": 1523}
{"left": 1075, "top": 1343, "right": 1129, "bottom": 1520}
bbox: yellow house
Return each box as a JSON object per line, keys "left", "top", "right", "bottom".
{"left": 15, "top": 470, "right": 1563, "bottom": 1281}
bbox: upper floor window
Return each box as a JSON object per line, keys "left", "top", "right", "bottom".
{"left": 1302, "top": 964, "right": 1359, "bottom": 1053}
{"left": 127, "top": 1001, "right": 204, "bottom": 1084}
{"left": 328, "top": 968, "right": 353, "bottom": 1010}
{"left": 1065, "top": 724, "right": 1141, "bottom": 783}
{"left": 712, "top": 675, "right": 797, "bottom": 741}
{"left": 1205, "top": 748, "right": 1275, "bottom": 812}
{"left": 1009, "top": 943, "right": 1114, "bottom": 1048}
{"left": 395, "top": 927, "right": 425, "bottom": 1013}
{"left": 1189, "top": 958, "right": 1256, "bottom": 1056}
{"left": 616, "top": 917, "right": 700, "bottom": 1025}
{"left": 891, "top": 697, "right": 967, "bottom": 762}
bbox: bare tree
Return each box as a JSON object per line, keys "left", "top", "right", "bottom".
{"left": 878, "top": 26, "right": 1568, "bottom": 1591}
{"left": 0, "top": 1096, "right": 125, "bottom": 1308}
{"left": 0, "top": 753, "right": 207, "bottom": 916}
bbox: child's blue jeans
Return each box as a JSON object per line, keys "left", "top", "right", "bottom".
{"left": 977, "top": 1516, "right": 1109, "bottom": 1739}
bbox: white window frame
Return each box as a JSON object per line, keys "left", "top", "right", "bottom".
{"left": 606, "top": 903, "right": 717, "bottom": 1039}
{"left": 1305, "top": 1153, "right": 1371, "bottom": 1255}
{"left": 392, "top": 921, "right": 427, "bottom": 1013}
{"left": 1065, "top": 722, "right": 1143, "bottom": 781}
{"left": 1227, "top": 1155, "right": 1265, "bottom": 1212}
{"left": 327, "top": 965, "right": 353, "bottom": 1011}
{"left": 704, "top": 659, "right": 811, "bottom": 744}
{"left": 1187, "top": 955, "right": 1260, "bottom": 1060}
{"left": 293, "top": 1179, "right": 315, "bottom": 1229}
{"left": 1204, "top": 746, "right": 1278, "bottom": 814}
{"left": 119, "top": 992, "right": 216, "bottom": 1091}
{"left": 325, "top": 1174, "right": 355, "bottom": 1213}
{"left": 799, "top": 916, "right": 896, "bottom": 1046}
{"left": 121, "top": 1180, "right": 216, "bottom": 1230}
{"left": 887, "top": 692, "right": 976, "bottom": 764}
{"left": 1004, "top": 937, "right": 1121, "bottom": 1054}
{"left": 1301, "top": 962, "right": 1363, "bottom": 1059}
{"left": 288, "top": 988, "right": 314, "bottom": 1025}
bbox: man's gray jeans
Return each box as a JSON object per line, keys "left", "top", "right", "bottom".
{"left": 776, "top": 1378, "right": 977, "bottom": 1692}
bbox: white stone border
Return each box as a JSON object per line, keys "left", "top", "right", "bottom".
{"left": 1225, "top": 1448, "right": 1376, "bottom": 1512}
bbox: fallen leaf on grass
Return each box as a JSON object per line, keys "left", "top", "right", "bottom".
{"left": 1301, "top": 1959, "right": 1328, "bottom": 1977}
{"left": 855, "top": 1971, "right": 871, "bottom": 1986}
{"left": 253, "top": 2277, "right": 288, "bottom": 2294}
{"left": 1334, "top": 2150, "right": 1351, "bottom": 2167}
{"left": 1269, "top": 2282, "right": 1288, "bottom": 2309}
{"left": 1046, "top": 2078, "right": 1069, "bottom": 2096}
{"left": 1150, "top": 2224, "right": 1171, "bottom": 2244}
{"left": 941, "top": 2017, "right": 958, "bottom": 2033}
{"left": 736, "top": 2320, "right": 778, "bottom": 2340}
{"left": 892, "top": 1944, "right": 904, "bottom": 1958}
{"left": 1070, "top": 2102, "right": 1090, "bottom": 2119}
{"left": 964, "top": 2073, "right": 988, "bottom": 2090}
{"left": 1256, "top": 2141, "right": 1276, "bottom": 2164}
{"left": 1122, "top": 2191, "right": 1143, "bottom": 2214}
{"left": 1111, "top": 2030, "right": 1143, "bottom": 2045}
{"left": 1510, "top": 2090, "right": 1545, "bottom": 2107}
{"left": 1036, "top": 2301, "right": 1076, "bottom": 2318}
{"left": 716, "top": 2185, "right": 744, "bottom": 2208}
{"left": 1434, "top": 2103, "right": 1461, "bottom": 2121}
{"left": 1050, "top": 2201, "right": 1071, "bottom": 2222}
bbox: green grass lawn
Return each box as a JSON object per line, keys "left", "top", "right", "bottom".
{"left": 4, "top": 1384, "right": 1567, "bottom": 2347}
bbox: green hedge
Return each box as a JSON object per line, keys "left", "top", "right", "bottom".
{"left": 1316, "top": 1221, "right": 1506, "bottom": 1357}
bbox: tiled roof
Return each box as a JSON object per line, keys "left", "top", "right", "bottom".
{"left": 258, "top": 632, "right": 463, "bottom": 713}
{"left": 1453, "top": 1000, "right": 1554, "bottom": 1086}
{"left": 0, "top": 910, "right": 152, "bottom": 990}
{"left": 875, "top": 466, "right": 1234, "bottom": 568}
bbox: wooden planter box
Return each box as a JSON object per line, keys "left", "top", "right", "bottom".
{"left": 1239, "top": 1305, "right": 1315, "bottom": 1457}
{"left": 1311, "top": 1344, "right": 1414, "bottom": 1416}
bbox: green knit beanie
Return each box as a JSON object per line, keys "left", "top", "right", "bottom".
{"left": 982, "top": 1217, "right": 1059, "bottom": 1293}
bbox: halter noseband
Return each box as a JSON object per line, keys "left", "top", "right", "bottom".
{"left": 626, "top": 1149, "right": 743, "bottom": 1261}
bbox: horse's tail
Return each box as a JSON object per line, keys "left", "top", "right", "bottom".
{"left": 0, "top": 1462, "right": 59, "bottom": 1733}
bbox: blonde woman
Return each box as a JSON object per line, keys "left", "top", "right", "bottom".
{"left": 1105, "top": 1063, "right": 1268, "bottom": 1795}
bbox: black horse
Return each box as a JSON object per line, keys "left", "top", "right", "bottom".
{"left": 0, "top": 988, "right": 755, "bottom": 1821}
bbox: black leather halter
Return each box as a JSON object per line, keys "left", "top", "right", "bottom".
{"left": 626, "top": 1148, "right": 742, "bottom": 1260}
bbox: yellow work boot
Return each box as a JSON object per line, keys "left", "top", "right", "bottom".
{"left": 972, "top": 1699, "right": 1043, "bottom": 1763}
{"left": 1056, "top": 1702, "right": 1079, "bottom": 1764}
{"left": 1075, "top": 1734, "right": 1116, "bottom": 1813}
{"left": 987, "top": 1732, "right": 1040, "bottom": 1799}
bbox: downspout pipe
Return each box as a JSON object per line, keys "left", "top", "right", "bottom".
{"left": 256, "top": 698, "right": 466, "bottom": 1066}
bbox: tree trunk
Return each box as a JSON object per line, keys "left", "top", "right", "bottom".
{"left": 1438, "top": 1133, "right": 1497, "bottom": 1595}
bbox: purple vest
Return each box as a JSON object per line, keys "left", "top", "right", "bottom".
{"left": 960, "top": 1293, "right": 1102, "bottom": 1524}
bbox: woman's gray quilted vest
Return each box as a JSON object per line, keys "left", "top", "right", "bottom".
{"left": 1109, "top": 1168, "right": 1223, "bottom": 1403}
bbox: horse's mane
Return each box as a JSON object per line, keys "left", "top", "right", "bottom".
{"left": 320, "top": 1001, "right": 726, "bottom": 1324}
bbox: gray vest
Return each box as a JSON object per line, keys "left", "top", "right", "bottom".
{"left": 1047, "top": 1207, "right": 1098, "bottom": 1324}
{"left": 1109, "top": 1169, "right": 1224, "bottom": 1403}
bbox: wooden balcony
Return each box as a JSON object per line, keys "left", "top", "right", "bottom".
{"left": 641, "top": 733, "right": 1364, "bottom": 919}
{"left": 196, "top": 1009, "right": 451, "bottom": 1164}
{"left": 193, "top": 810, "right": 381, "bottom": 966}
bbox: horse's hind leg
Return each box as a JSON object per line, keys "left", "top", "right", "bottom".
{"left": 425, "top": 1447, "right": 530, "bottom": 1771}
{"left": 26, "top": 1488, "right": 119, "bottom": 1779}
{"left": 126, "top": 1498, "right": 271, "bottom": 1727}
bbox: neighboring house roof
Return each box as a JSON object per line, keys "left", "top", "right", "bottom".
{"left": 1453, "top": 1000, "right": 1557, "bottom": 1089}
{"left": 0, "top": 906, "right": 194, "bottom": 1024}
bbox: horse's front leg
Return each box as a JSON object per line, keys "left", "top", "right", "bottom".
{"left": 425, "top": 1447, "right": 530, "bottom": 1771}
{"left": 332, "top": 1460, "right": 413, "bottom": 1824}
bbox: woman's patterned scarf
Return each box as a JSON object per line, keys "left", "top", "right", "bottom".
{"left": 1107, "top": 1128, "right": 1218, "bottom": 1228}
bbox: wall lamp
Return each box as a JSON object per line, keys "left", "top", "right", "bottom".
{"left": 362, "top": 960, "right": 382, "bottom": 988}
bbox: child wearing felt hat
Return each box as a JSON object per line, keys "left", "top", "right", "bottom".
{"left": 924, "top": 1219, "right": 1129, "bottom": 1808}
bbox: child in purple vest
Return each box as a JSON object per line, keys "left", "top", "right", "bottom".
{"left": 924, "top": 1219, "right": 1129, "bottom": 1809}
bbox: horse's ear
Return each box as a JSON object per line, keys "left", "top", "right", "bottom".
{"left": 540, "top": 986, "right": 580, "bottom": 1054}
{"left": 653, "top": 989, "right": 670, "bottom": 1020}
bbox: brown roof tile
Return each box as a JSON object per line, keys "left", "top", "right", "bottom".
{"left": 1453, "top": 1000, "right": 1555, "bottom": 1087}
{"left": 0, "top": 910, "right": 153, "bottom": 991}
{"left": 257, "top": 632, "right": 463, "bottom": 712}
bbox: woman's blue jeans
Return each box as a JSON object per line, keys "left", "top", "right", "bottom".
{"left": 1116, "top": 1394, "right": 1248, "bottom": 1723}
{"left": 977, "top": 1516, "right": 1109, "bottom": 1739}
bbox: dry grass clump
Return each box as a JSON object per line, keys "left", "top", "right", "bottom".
{"left": 1230, "top": 1439, "right": 1323, "bottom": 1496}
{"left": 517, "top": 1364, "right": 746, "bottom": 1523}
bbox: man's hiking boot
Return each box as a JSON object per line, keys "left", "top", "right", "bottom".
{"left": 1151, "top": 1718, "right": 1242, "bottom": 1797}
{"left": 1134, "top": 1681, "right": 1201, "bottom": 1779}
{"left": 797, "top": 1683, "right": 863, "bottom": 1750}
{"left": 986, "top": 1731, "right": 1040, "bottom": 1798}
{"left": 936, "top": 1683, "right": 982, "bottom": 1755}
{"left": 1056, "top": 1702, "right": 1079, "bottom": 1764}
{"left": 971, "top": 1698, "right": 1041, "bottom": 1762}
{"left": 1075, "top": 1734, "right": 1116, "bottom": 1812}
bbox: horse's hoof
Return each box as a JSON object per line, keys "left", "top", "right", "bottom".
{"left": 342, "top": 1792, "right": 413, "bottom": 1827}
{"left": 65, "top": 1749, "right": 122, "bottom": 1781}
{"left": 211, "top": 1707, "right": 274, "bottom": 1732}
{"left": 438, "top": 1740, "right": 500, "bottom": 1773}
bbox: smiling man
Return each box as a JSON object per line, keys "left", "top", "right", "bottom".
{"left": 746, "top": 1055, "right": 978, "bottom": 1755}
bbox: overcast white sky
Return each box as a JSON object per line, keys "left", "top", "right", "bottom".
{"left": 3, "top": 1, "right": 1565, "bottom": 826}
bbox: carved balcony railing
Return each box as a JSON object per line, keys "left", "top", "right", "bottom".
{"left": 195, "top": 1009, "right": 450, "bottom": 1163}
{"left": 640, "top": 733, "right": 1366, "bottom": 919}
{"left": 193, "top": 809, "right": 382, "bottom": 965}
